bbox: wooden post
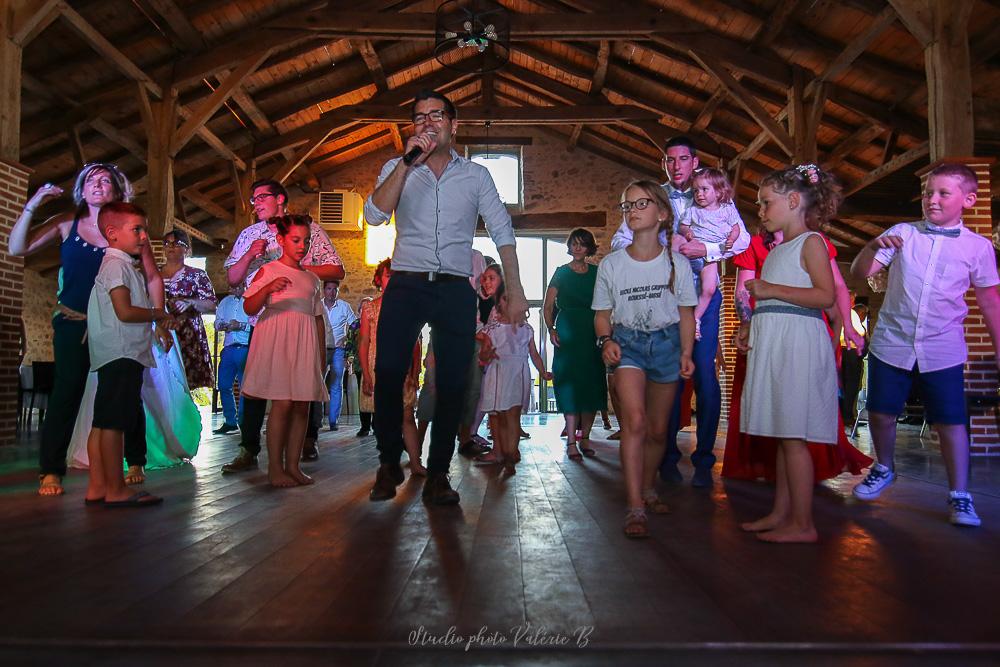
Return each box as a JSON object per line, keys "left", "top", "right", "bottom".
{"left": 1, "top": 7, "right": 23, "bottom": 162}
{"left": 140, "top": 85, "right": 179, "bottom": 238}
{"left": 890, "top": 0, "right": 975, "bottom": 160}
{"left": 925, "top": 0, "right": 975, "bottom": 160}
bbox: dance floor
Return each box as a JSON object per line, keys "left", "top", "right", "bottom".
{"left": 1, "top": 414, "right": 999, "bottom": 666}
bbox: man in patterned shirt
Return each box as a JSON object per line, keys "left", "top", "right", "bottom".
{"left": 220, "top": 178, "right": 345, "bottom": 473}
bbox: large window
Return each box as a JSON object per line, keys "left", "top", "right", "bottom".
{"left": 469, "top": 148, "right": 522, "bottom": 206}
{"left": 473, "top": 233, "right": 567, "bottom": 412}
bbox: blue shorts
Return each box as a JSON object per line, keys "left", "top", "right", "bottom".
{"left": 867, "top": 355, "right": 966, "bottom": 425}
{"left": 612, "top": 324, "right": 681, "bottom": 384}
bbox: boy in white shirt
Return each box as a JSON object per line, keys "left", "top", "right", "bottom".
{"left": 850, "top": 164, "right": 1000, "bottom": 527}
{"left": 84, "top": 203, "right": 174, "bottom": 508}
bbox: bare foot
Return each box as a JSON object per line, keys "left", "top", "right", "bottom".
{"left": 125, "top": 465, "right": 145, "bottom": 485}
{"left": 288, "top": 469, "right": 314, "bottom": 485}
{"left": 269, "top": 471, "right": 298, "bottom": 488}
{"left": 38, "top": 474, "right": 64, "bottom": 496}
{"left": 740, "top": 514, "right": 787, "bottom": 532}
{"left": 756, "top": 526, "right": 818, "bottom": 544}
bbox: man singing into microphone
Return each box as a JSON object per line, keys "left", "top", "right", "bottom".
{"left": 220, "top": 179, "right": 345, "bottom": 473}
{"left": 364, "top": 89, "right": 529, "bottom": 505}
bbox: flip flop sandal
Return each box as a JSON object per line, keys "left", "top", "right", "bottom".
{"left": 84, "top": 497, "right": 105, "bottom": 506}
{"left": 104, "top": 491, "right": 163, "bottom": 508}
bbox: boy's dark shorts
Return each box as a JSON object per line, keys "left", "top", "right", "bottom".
{"left": 93, "top": 358, "right": 145, "bottom": 432}
{"left": 867, "top": 355, "right": 967, "bottom": 425}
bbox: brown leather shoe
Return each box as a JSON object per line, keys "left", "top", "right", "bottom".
{"left": 221, "top": 448, "right": 258, "bottom": 474}
{"left": 369, "top": 463, "right": 404, "bottom": 501}
{"left": 421, "top": 472, "right": 460, "bottom": 505}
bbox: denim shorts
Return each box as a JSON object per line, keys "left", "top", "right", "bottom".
{"left": 867, "top": 355, "right": 966, "bottom": 425}
{"left": 612, "top": 324, "right": 681, "bottom": 384}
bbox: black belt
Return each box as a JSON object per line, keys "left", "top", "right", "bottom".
{"left": 393, "top": 270, "right": 466, "bottom": 282}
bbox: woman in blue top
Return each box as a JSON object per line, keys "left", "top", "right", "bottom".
{"left": 9, "top": 163, "right": 166, "bottom": 496}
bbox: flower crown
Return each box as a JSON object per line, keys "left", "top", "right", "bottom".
{"left": 795, "top": 164, "right": 820, "bottom": 184}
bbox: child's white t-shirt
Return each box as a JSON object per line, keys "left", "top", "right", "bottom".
{"left": 87, "top": 247, "right": 155, "bottom": 370}
{"left": 592, "top": 248, "right": 698, "bottom": 331}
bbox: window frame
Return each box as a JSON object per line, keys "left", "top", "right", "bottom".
{"left": 465, "top": 146, "right": 524, "bottom": 208}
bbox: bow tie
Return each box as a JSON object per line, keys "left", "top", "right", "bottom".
{"left": 669, "top": 190, "right": 690, "bottom": 200}
{"left": 921, "top": 224, "right": 960, "bottom": 238}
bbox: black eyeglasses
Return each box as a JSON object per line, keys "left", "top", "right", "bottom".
{"left": 619, "top": 198, "right": 655, "bottom": 213}
{"left": 249, "top": 192, "right": 277, "bottom": 205}
{"left": 412, "top": 109, "right": 449, "bottom": 125}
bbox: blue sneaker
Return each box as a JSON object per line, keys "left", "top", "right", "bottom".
{"left": 853, "top": 463, "right": 895, "bottom": 500}
{"left": 948, "top": 492, "right": 981, "bottom": 527}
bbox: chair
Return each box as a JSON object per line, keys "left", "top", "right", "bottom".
{"left": 26, "top": 361, "right": 55, "bottom": 431}
{"left": 850, "top": 388, "right": 869, "bottom": 439}
{"left": 17, "top": 365, "right": 32, "bottom": 433}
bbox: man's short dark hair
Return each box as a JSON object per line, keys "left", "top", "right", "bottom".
{"left": 412, "top": 89, "right": 457, "bottom": 119}
{"left": 664, "top": 136, "right": 697, "bottom": 155}
{"left": 250, "top": 178, "right": 289, "bottom": 205}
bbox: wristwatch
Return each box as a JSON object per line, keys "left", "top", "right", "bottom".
{"left": 596, "top": 335, "right": 612, "bottom": 349}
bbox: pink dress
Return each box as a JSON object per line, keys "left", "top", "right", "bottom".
{"left": 241, "top": 261, "right": 329, "bottom": 402}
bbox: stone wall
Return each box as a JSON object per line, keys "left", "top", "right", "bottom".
{"left": 22, "top": 267, "right": 57, "bottom": 363}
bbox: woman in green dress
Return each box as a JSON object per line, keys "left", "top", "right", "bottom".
{"left": 543, "top": 228, "right": 608, "bottom": 460}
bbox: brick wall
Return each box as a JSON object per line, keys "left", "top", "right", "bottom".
{"left": 918, "top": 158, "right": 998, "bottom": 454}
{"left": 719, "top": 273, "right": 738, "bottom": 420}
{"left": 0, "top": 159, "right": 28, "bottom": 445}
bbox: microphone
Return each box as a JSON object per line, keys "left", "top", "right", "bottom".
{"left": 402, "top": 131, "right": 437, "bottom": 166}
{"left": 402, "top": 145, "right": 423, "bottom": 166}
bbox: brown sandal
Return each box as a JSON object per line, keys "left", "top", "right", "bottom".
{"left": 566, "top": 443, "right": 583, "bottom": 461}
{"left": 642, "top": 492, "right": 670, "bottom": 514}
{"left": 624, "top": 508, "right": 649, "bottom": 538}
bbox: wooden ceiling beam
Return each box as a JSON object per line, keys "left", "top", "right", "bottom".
{"left": 133, "top": 0, "right": 205, "bottom": 51}
{"left": 354, "top": 40, "right": 388, "bottom": 92}
{"left": 826, "top": 122, "right": 886, "bottom": 169}
{"left": 318, "top": 103, "right": 659, "bottom": 124}
{"left": 687, "top": 49, "right": 794, "bottom": 156}
{"left": 253, "top": 67, "right": 470, "bottom": 159}
{"left": 10, "top": 0, "right": 61, "bottom": 46}
{"left": 90, "top": 118, "right": 145, "bottom": 160}
{"left": 817, "top": 5, "right": 899, "bottom": 84}
{"left": 171, "top": 50, "right": 271, "bottom": 155}
{"left": 180, "top": 187, "right": 233, "bottom": 222}
{"left": 57, "top": 3, "right": 161, "bottom": 93}
{"left": 844, "top": 141, "right": 929, "bottom": 196}
{"left": 887, "top": 0, "right": 933, "bottom": 47}
{"left": 273, "top": 10, "right": 703, "bottom": 40}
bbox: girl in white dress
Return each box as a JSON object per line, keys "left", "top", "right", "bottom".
{"left": 477, "top": 285, "right": 551, "bottom": 475}
{"left": 736, "top": 164, "right": 841, "bottom": 544}
{"left": 241, "top": 215, "right": 329, "bottom": 488}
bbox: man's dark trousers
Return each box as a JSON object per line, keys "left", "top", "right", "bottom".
{"left": 374, "top": 274, "right": 476, "bottom": 475}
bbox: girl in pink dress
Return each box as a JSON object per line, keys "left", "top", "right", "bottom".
{"left": 241, "top": 215, "right": 329, "bottom": 487}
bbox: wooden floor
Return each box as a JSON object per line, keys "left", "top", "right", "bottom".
{"left": 1, "top": 414, "right": 999, "bottom": 666}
